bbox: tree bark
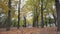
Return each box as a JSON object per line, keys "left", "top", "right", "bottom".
{"left": 17, "top": 0, "right": 21, "bottom": 29}
{"left": 55, "top": 0, "right": 60, "bottom": 31}
{"left": 52, "top": 14, "right": 57, "bottom": 26}
{"left": 23, "top": 16, "right": 26, "bottom": 27}
{"left": 33, "top": 7, "right": 37, "bottom": 27}
{"left": 6, "top": 0, "right": 11, "bottom": 31}
{"left": 41, "top": 0, "right": 44, "bottom": 28}
{"left": 33, "top": 7, "right": 38, "bottom": 27}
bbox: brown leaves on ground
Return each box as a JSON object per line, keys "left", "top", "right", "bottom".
{"left": 0, "top": 27, "right": 58, "bottom": 34}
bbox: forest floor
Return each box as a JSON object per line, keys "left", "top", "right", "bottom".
{"left": 0, "top": 27, "right": 59, "bottom": 34}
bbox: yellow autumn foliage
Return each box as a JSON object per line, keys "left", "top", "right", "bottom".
{"left": 0, "top": 1, "right": 8, "bottom": 13}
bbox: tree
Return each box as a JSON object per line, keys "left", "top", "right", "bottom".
{"left": 17, "top": 0, "right": 21, "bottom": 29}
{"left": 6, "top": 0, "right": 11, "bottom": 31}
{"left": 23, "top": 16, "right": 26, "bottom": 27}
{"left": 55, "top": 0, "right": 60, "bottom": 31}
{"left": 40, "top": 0, "right": 44, "bottom": 28}
{"left": 26, "top": 0, "right": 40, "bottom": 27}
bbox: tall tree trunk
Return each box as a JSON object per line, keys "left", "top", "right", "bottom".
{"left": 6, "top": 0, "right": 11, "bottom": 31}
{"left": 33, "top": 6, "right": 37, "bottom": 27}
{"left": 55, "top": 0, "right": 60, "bottom": 31}
{"left": 41, "top": 0, "right": 44, "bottom": 28}
{"left": 36, "top": 14, "right": 39, "bottom": 27}
{"left": 45, "top": 16, "right": 47, "bottom": 27}
{"left": 23, "top": 16, "right": 26, "bottom": 27}
{"left": 33, "top": 7, "right": 38, "bottom": 27}
{"left": 17, "top": 0, "right": 21, "bottom": 29}
{"left": 33, "top": 0, "right": 40, "bottom": 27}
{"left": 52, "top": 14, "right": 57, "bottom": 26}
